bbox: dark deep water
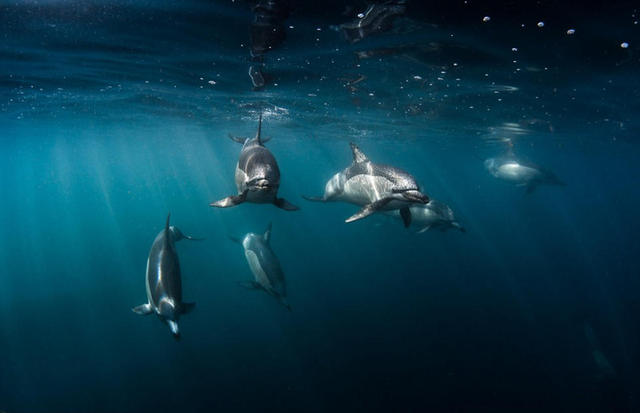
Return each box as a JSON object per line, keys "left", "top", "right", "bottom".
{"left": 1, "top": 1, "right": 640, "bottom": 412}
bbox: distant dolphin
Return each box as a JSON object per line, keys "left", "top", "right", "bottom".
{"left": 484, "top": 143, "right": 564, "bottom": 193}
{"left": 303, "top": 142, "right": 429, "bottom": 226}
{"left": 389, "top": 200, "right": 465, "bottom": 233}
{"left": 231, "top": 223, "right": 291, "bottom": 311}
{"left": 132, "top": 213, "right": 202, "bottom": 339}
{"left": 584, "top": 321, "right": 616, "bottom": 381}
{"left": 210, "top": 115, "right": 299, "bottom": 211}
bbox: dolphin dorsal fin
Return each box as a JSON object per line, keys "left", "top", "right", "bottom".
{"left": 164, "top": 212, "right": 171, "bottom": 246}
{"left": 256, "top": 113, "right": 263, "bottom": 145}
{"left": 350, "top": 142, "right": 368, "bottom": 163}
{"left": 263, "top": 222, "right": 272, "bottom": 243}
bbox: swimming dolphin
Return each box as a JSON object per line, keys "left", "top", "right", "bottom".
{"left": 484, "top": 143, "right": 564, "bottom": 194}
{"left": 132, "top": 213, "right": 202, "bottom": 339}
{"left": 210, "top": 115, "right": 299, "bottom": 211}
{"left": 389, "top": 200, "right": 465, "bottom": 233}
{"left": 231, "top": 223, "right": 291, "bottom": 311}
{"left": 303, "top": 142, "right": 429, "bottom": 226}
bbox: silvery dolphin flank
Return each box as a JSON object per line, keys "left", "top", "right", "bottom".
{"left": 132, "top": 213, "right": 201, "bottom": 338}
{"left": 484, "top": 142, "right": 565, "bottom": 194}
{"left": 210, "top": 114, "right": 299, "bottom": 211}
{"left": 389, "top": 200, "right": 465, "bottom": 233}
{"left": 304, "top": 142, "right": 429, "bottom": 226}
{"left": 231, "top": 223, "right": 291, "bottom": 311}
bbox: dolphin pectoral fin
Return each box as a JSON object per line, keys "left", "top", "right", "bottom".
{"left": 345, "top": 198, "right": 392, "bottom": 223}
{"left": 452, "top": 222, "right": 466, "bottom": 233}
{"left": 238, "top": 281, "right": 262, "bottom": 290}
{"left": 209, "top": 190, "right": 248, "bottom": 208}
{"left": 132, "top": 303, "right": 153, "bottom": 315}
{"left": 417, "top": 225, "right": 431, "bottom": 234}
{"left": 399, "top": 207, "right": 412, "bottom": 228}
{"left": 183, "top": 235, "right": 205, "bottom": 241}
{"left": 274, "top": 197, "right": 299, "bottom": 211}
{"left": 167, "top": 320, "right": 180, "bottom": 337}
{"left": 302, "top": 195, "right": 326, "bottom": 202}
{"left": 228, "top": 235, "right": 242, "bottom": 244}
{"left": 228, "top": 134, "right": 248, "bottom": 144}
{"left": 182, "top": 302, "right": 196, "bottom": 314}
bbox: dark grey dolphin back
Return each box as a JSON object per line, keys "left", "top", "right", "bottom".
{"left": 147, "top": 213, "right": 182, "bottom": 308}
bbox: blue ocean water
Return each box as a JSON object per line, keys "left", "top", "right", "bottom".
{"left": 1, "top": 1, "right": 639, "bottom": 411}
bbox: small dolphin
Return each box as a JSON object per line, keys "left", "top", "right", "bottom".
{"left": 484, "top": 142, "right": 564, "bottom": 194}
{"left": 231, "top": 223, "right": 291, "bottom": 311}
{"left": 304, "top": 142, "right": 429, "bottom": 226}
{"left": 210, "top": 115, "right": 299, "bottom": 211}
{"left": 390, "top": 200, "right": 465, "bottom": 233}
{"left": 132, "top": 213, "right": 202, "bottom": 339}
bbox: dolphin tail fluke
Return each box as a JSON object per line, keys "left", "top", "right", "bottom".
{"left": 167, "top": 320, "right": 180, "bottom": 339}
{"left": 345, "top": 197, "right": 392, "bottom": 223}
{"left": 132, "top": 303, "right": 153, "bottom": 315}
{"left": 274, "top": 197, "right": 299, "bottom": 211}
{"left": 399, "top": 206, "right": 412, "bottom": 228}
{"left": 302, "top": 195, "right": 326, "bottom": 202}
{"left": 182, "top": 302, "right": 196, "bottom": 314}
{"left": 209, "top": 190, "right": 248, "bottom": 208}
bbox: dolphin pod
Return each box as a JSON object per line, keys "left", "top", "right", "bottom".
{"left": 134, "top": 117, "right": 564, "bottom": 337}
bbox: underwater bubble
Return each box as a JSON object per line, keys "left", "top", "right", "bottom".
{"left": 537, "top": 21, "right": 545, "bottom": 28}
{"left": 357, "top": 13, "right": 365, "bottom": 18}
{"left": 511, "top": 47, "right": 518, "bottom": 52}
{"left": 620, "top": 42, "right": 629, "bottom": 48}
{"left": 482, "top": 16, "right": 491, "bottom": 22}
{"left": 567, "top": 29, "right": 575, "bottom": 35}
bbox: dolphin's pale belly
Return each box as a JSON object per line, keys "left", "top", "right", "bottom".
{"left": 495, "top": 162, "right": 541, "bottom": 183}
{"left": 245, "top": 250, "right": 274, "bottom": 291}
{"left": 340, "top": 174, "right": 404, "bottom": 209}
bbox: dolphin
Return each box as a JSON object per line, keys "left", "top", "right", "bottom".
{"left": 389, "top": 200, "right": 465, "bottom": 233}
{"left": 209, "top": 114, "right": 299, "bottom": 211}
{"left": 231, "top": 223, "right": 291, "bottom": 311}
{"left": 303, "top": 142, "right": 429, "bottom": 227}
{"left": 132, "top": 213, "right": 202, "bottom": 339}
{"left": 484, "top": 143, "right": 565, "bottom": 194}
